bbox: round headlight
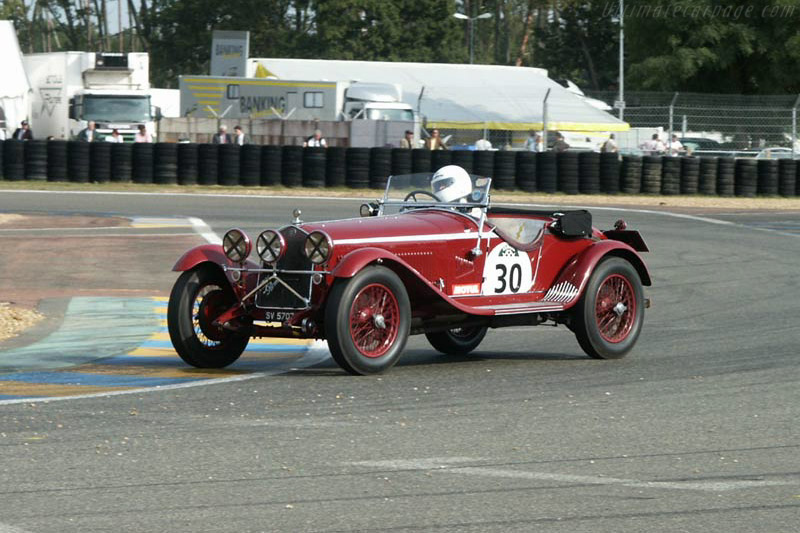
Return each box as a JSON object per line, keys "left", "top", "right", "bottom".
{"left": 304, "top": 231, "right": 333, "bottom": 265}
{"left": 256, "top": 230, "right": 286, "bottom": 264}
{"left": 222, "top": 229, "right": 251, "bottom": 263}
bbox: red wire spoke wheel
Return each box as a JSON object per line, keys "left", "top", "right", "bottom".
{"left": 594, "top": 274, "right": 636, "bottom": 343}
{"left": 573, "top": 257, "right": 644, "bottom": 360}
{"left": 349, "top": 283, "right": 400, "bottom": 358}
{"left": 326, "top": 266, "right": 411, "bottom": 375}
{"left": 168, "top": 265, "right": 251, "bottom": 368}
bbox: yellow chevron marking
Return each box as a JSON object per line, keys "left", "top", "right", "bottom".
{"left": 0, "top": 382, "right": 128, "bottom": 397}
{"left": 68, "top": 365, "right": 249, "bottom": 379}
{"left": 187, "top": 85, "right": 225, "bottom": 91}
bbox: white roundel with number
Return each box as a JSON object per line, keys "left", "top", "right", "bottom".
{"left": 482, "top": 243, "right": 533, "bottom": 295}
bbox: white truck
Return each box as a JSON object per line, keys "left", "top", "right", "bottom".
{"left": 179, "top": 75, "right": 416, "bottom": 123}
{"left": 23, "top": 51, "right": 161, "bottom": 141}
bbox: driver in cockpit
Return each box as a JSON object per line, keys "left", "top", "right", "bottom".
{"left": 431, "top": 165, "right": 484, "bottom": 219}
{"left": 431, "top": 165, "right": 473, "bottom": 203}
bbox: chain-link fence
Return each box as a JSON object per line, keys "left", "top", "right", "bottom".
{"left": 587, "top": 91, "right": 800, "bottom": 157}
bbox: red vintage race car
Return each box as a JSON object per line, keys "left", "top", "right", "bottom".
{"left": 168, "top": 165, "right": 651, "bottom": 375}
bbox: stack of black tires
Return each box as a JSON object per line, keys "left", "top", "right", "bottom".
{"left": 3, "top": 140, "right": 800, "bottom": 200}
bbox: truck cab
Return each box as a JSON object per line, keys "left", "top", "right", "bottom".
{"left": 342, "top": 82, "right": 415, "bottom": 122}
{"left": 24, "top": 51, "right": 160, "bottom": 142}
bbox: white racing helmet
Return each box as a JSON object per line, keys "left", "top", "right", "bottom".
{"left": 431, "top": 165, "right": 472, "bottom": 203}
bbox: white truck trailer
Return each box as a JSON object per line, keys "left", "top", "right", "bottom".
{"left": 23, "top": 51, "right": 161, "bottom": 141}
{"left": 179, "top": 75, "right": 416, "bottom": 123}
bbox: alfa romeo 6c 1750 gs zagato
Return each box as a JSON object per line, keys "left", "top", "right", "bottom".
{"left": 167, "top": 165, "right": 651, "bottom": 375}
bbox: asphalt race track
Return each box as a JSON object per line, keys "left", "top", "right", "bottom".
{"left": 0, "top": 190, "right": 798, "bottom": 533}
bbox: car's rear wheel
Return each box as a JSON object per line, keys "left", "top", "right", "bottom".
{"left": 168, "top": 265, "right": 250, "bottom": 368}
{"left": 572, "top": 257, "right": 644, "bottom": 359}
{"left": 325, "top": 266, "right": 410, "bottom": 375}
{"left": 425, "top": 326, "right": 488, "bottom": 355}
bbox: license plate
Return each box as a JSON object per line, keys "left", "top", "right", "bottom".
{"left": 263, "top": 310, "right": 295, "bottom": 322}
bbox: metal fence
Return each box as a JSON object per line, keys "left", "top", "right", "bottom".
{"left": 587, "top": 91, "right": 800, "bottom": 157}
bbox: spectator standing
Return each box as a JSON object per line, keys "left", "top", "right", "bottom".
{"left": 552, "top": 131, "right": 570, "bottom": 152}
{"left": 105, "top": 129, "right": 123, "bottom": 143}
{"left": 639, "top": 133, "right": 665, "bottom": 155}
{"left": 233, "top": 125, "right": 250, "bottom": 145}
{"left": 668, "top": 134, "right": 684, "bottom": 156}
{"left": 212, "top": 125, "right": 231, "bottom": 144}
{"left": 425, "top": 129, "right": 447, "bottom": 150}
{"left": 304, "top": 129, "right": 327, "bottom": 148}
{"left": 135, "top": 124, "right": 153, "bottom": 143}
{"left": 601, "top": 133, "right": 618, "bottom": 153}
{"left": 524, "top": 131, "right": 541, "bottom": 152}
{"left": 399, "top": 130, "right": 415, "bottom": 149}
{"left": 13, "top": 120, "right": 33, "bottom": 141}
{"left": 78, "top": 121, "right": 99, "bottom": 142}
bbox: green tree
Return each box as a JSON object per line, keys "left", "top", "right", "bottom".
{"left": 624, "top": 0, "right": 800, "bottom": 93}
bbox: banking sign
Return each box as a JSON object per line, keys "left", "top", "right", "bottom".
{"left": 210, "top": 30, "right": 249, "bottom": 77}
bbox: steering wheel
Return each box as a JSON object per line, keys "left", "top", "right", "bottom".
{"left": 404, "top": 190, "right": 439, "bottom": 202}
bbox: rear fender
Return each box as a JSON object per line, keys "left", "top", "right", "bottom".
{"left": 551, "top": 240, "right": 651, "bottom": 310}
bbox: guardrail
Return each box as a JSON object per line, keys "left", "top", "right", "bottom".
{"left": 1, "top": 140, "right": 798, "bottom": 198}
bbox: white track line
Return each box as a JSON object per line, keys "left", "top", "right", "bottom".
{"left": 350, "top": 458, "right": 792, "bottom": 492}
{"left": 188, "top": 216, "right": 221, "bottom": 244}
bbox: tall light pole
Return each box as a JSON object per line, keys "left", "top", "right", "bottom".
{"left": 617, "top": 0, "right": 625, "bottom": 120}
{"left": 453, "top": 11, "right": 492, "bottom": 64}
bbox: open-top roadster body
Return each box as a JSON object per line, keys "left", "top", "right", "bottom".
{"left": 168, "top": 166, "right": 651, "bottom": 375}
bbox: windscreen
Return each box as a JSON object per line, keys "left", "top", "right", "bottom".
{"left": 82, "top": 95, "right": 152, "bottom": 123}
{"left": 380, "top": 173, "right": 491, "bottom": 215}
{"left": 366, "top": 108, "right": 414, "bottom": 121}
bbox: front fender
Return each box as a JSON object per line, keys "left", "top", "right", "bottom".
{"left": 172, "top": 244, "right": 227, "bottom": 271}
{"left": 553, "top": 240, "right": 651, "bottom": 310}
{"left": 172, "top": 244, "right": 260, "bottom": 272}
{"left": 330, "top": 247, "right": 494, "bottom": 316}
{"left": 330, "top": 247, "right": 402, "bottom": 278}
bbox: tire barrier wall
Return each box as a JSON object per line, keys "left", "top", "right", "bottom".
{"left": 1, "top": 140, "right": 799, "bottom": 198}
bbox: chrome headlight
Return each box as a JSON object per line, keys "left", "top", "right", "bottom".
{"left": 256, "top": 230, "right": 286, "bottom": 264}
{"left": 304, "top": 231, "right": 333, "bottom": 265}
{"left": 222, "top": 229, "right": 251, "bottom": 263}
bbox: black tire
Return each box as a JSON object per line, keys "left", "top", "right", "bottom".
{"left": 324, "top": 266, "right": 411, "bottom": 375}
{"left": 536, "top": 152, "right": 557, "bottom": 193}
{"left": 261, "top": 145, "right": 282, "bottom": 186}
{"left": 47, "top": 140, "right": 69, "bottom": 182}
{"left": 474, "top": 150, "right": 494, "bottom": 178}
{"left": 303, "top": 146, "right": 327, "bottom": 188}
{"left": 425, "top": 326, "right": 488, "bottom": 355}
{"left": 177, "top": 143, "right": 199, "bottom": 185}
{"left": 572, "top": 257, "right": 644, "bottom": 360}
{"left": 325, "top": 146, "right": 347, "bottom": 187}
{"left": 167, "top": 265, "right": 250, "bottom": 368}
{"left": 89, "top": 142, "right": 112, "bottom": 183}
{"left": 451, "top": 150, "right": 474, "bottom": 174}
{"left": 411, "top": 148, "right": 432, "bottom": 174}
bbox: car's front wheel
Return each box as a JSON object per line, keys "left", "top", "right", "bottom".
{"left": 325, "top": 266, "right": 411, "bottom": 375}
{"left": 425, "top": 326, "right": 488, "bottom": 355}
{"left": 168, "top": 265, "right": 250, "bottom": 368}
{"left": 572, "top": 257, "right": 644, "bottom": 359}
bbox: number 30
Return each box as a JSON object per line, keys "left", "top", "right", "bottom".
{"left": 494, "top": 263, "right": 522, "bottom": 293}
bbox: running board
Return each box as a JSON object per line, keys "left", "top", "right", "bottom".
{"left": 475, "top": 301, "right": 565, "bottom": 316}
